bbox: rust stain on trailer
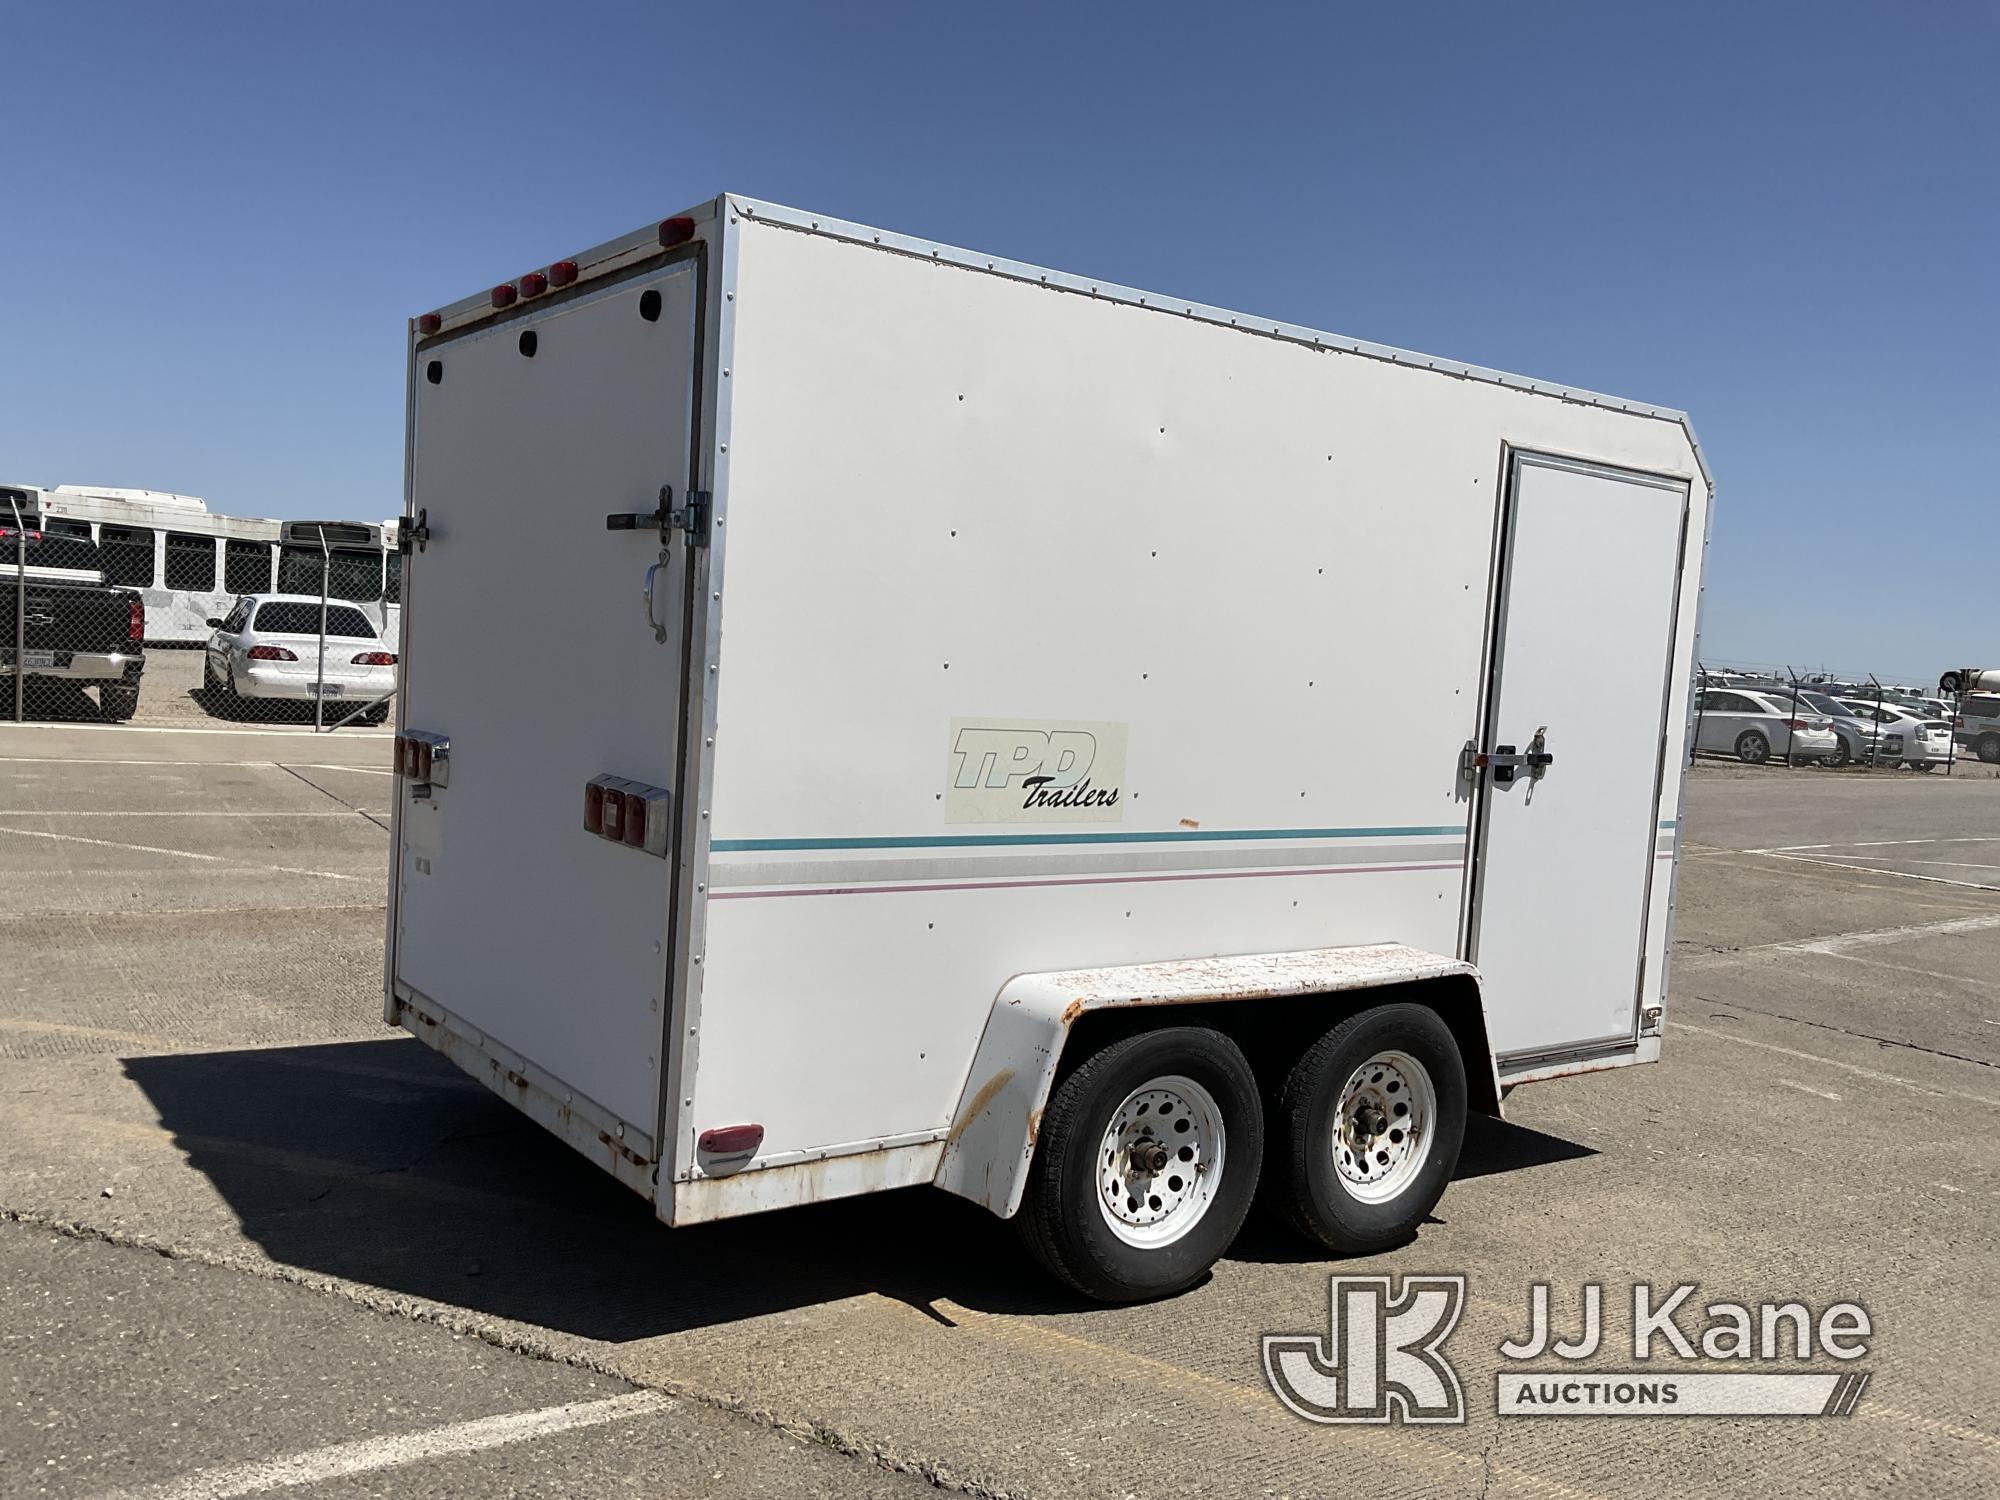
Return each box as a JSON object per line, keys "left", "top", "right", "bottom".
{"left": 946, "top": 1067, "right": 1016, "bottom": 1145}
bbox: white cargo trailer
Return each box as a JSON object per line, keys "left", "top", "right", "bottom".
{"left": 387, "top": 195, "right": 1711, "bottom": 1300}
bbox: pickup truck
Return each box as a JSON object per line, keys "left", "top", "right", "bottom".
{"left": 0, "top": 527, "right": 148, "bottom": 720}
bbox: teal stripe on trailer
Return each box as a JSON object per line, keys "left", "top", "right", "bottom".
{"left": 711, "top": 825, "right": 1466, "bottom": 854}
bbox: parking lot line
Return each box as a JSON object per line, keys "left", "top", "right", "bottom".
{"left": 0, "top": 825, "right": 368, "bottom": 881}
{"left": 84, "top": 1390, "right": 673, "bottom": 1500}
{"left": 1745, "top": 848, "right": 2000, "bottom": 893}
{"left": 1750, "top": 911, "right": 2000, "bottom": 955}
{"left": 1670, "top": 1020, "right": 2000, "bottom": 1110}
{"left": 0, "top": 721, "right": 391, "bottom": 739}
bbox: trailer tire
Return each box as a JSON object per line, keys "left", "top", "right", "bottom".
{"left": 1734, "top": 730, "right": 1770, "bottom": 765}
{"left": 1273, "top": 1003, "right": 1467, "bottom": 1255}
{"left": 1017, "top": 1026, "right": 1261, "bottom": 1303}
{"left": 99, "top": 685, "right": 140, "bottom": 722}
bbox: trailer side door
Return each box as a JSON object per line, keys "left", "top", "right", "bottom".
{"left": 1469, "top": 450, "right": 1690, "bottom": 1067}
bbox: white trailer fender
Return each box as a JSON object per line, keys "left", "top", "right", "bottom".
{"left": 933, "top": 944, "right": 1498, "bottom": 1217}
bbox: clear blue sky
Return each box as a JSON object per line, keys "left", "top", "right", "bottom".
{"left": 6, "top": 4, "right": 1993, "bottom": 682}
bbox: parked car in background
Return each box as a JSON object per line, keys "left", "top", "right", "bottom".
{"left": 1953, "top": 692, "right": 2000, "bottom": 764}
{"left": 1791, "top": 689, "right": 1882, "bottom": 768}
{"left": 0, "top": 504, "right": 148, "bottom": 722}
{"left": 1694, "top": 688, "right": 1839, "bottom": 764}
{"left": 1835, "top": 698, "right": 1953, "bottom": 769}
{"left": 202, "top": 593, "right": 396, "bottom": 722}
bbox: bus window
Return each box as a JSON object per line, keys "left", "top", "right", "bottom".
{"left": 330, "top": 548, "right": 383, "bottom": 602}
{"left": 101, "top": 526, "right": 157, "bottom": 587}
{"left": 42, "top": 517, "right": 94, "bottom": 540}
{"left": 278, "top": 544, "right": 384, "bottom": 602}
{"left": 225, "top": 538, "right": 273, "bottom": 593}
{"left": 165, "top": 532, "right": 218, "bottom": 591}
{"left": 384, "top": 550, "right": 402, "bottom": 604}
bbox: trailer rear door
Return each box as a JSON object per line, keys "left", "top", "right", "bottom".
{"left": 1471, "top": 451, "right": 1689, "bottom": 1065}
{"left": 392, "top": 259, "right": 701, "bottom": 1149}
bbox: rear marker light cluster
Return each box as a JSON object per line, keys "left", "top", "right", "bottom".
{"left": 658, "top": 216, "right": 696, "bottom": 248}
{"left": 396, "top": 731, "right": 451, "bottom": 798}
{"left": 490, "top": 283, "right": 518, "bottom": 310}
{"left": 519, "top": 271, "right": 549, "bottom": 298}
{"left": 417, "top": 312, "right": 443, "bottom": 336}
{"left": 548, "top": 259, "right": 579, "bottom": 288}
{"left": 583, "top": 774, "right": 671, "bottom": 857}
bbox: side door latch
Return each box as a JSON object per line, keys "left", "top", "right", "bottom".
{"left": 606, "top": 485, "right": 711, "bottom": 547}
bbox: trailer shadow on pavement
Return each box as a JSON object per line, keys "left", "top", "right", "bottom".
{"left": 123, "top": 1036, "right": 1596, "bottom": 1341}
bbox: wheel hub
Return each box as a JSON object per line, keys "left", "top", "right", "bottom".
{"left": 1096, "top": 1075, "right": 1226, "bottom": 1248}
{"left": 1333, "top": 1050, "right": 1436, "bottom": 1204}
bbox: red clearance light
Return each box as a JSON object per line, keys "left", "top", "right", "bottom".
{"left": 583, "top": 779, "right": 606, "bottom": 835}
{"left": 547, "top": 259, "right": 578, "bottom": 288}
{"left": 697, "top": 1124, "right": 765, "bottom": 1157}
{"left": 417, "top": 312, "right": 443, "bottom": 336}
{"left": 351, "top": 651, "right": 397, "bottom": 666}
{"left": 128, "top": 597, "right": 145, "bottom": 642}
{"left": 519, "top": 271, "right": 549, "bottom": 298}
{"left": 658, "top": 216, "right": 696, "bottom": 248}
{"left": 246, "top": 645, "right": 297, "bottom": 661}
{"left": 491, "top": 283, "right": 518, "bottom": 310}
{"left": 621, "top": 792, "right": 646, "bottom": 848}
{"left": 412, "top": 739, "right": 433, "bottom": 780}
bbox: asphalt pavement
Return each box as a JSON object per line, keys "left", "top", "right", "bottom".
{"left": 1, "top": 736, "right": 1995, "bottom": 1498}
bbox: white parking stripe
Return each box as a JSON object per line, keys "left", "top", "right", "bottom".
{"left": 0, "top": 720, "right": 390, "bottom": 738}
{"left": 0, "top": 825, "right": 368, "bottom": 881}
{"left": 1670, "top": 1021, "right": 2000, "bottom": 1109}
{"left": 1753, "top": 836, "right": 2000, "bottom": 852}
{"left": 1750, "top": 912, "right": 2000, "bottom": 955}
{"left": 87, "top": 1390, "right": 673, "bottom": 1500}
{"left": 0, "top": 757, "right": 389, "bottom": 772}
{"left": 1746, "top": 849, "right": 2000, "bottom": 893}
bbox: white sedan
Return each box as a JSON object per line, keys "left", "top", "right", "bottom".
{"left": 1835, "top": 699, "right": 1954, "bottom": 768}
{"left": 204, "top": 594, "right": 396, "bottom": 722}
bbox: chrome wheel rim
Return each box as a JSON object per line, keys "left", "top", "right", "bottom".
{"left": 1332, "top": 1050, "right": 1436, "bottom": 1204}
{"left": 1096, "top": 1074, "right": 1226, "bottom": 1248}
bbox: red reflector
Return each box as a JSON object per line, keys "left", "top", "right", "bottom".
{"left": 417, "top": 312, "right": 443, "bottom": 336}
{"left": 584, "top": 780, "right": 605, "bottom": 835}
{"left": 491, "top": 283, "right": 518, "bottom": 309}
{"left": 519, "top": 271, "right": 548, "bottom": 298}
{"left": 548, "top": 259, "right": 578, "bottom": 288}
{"left": 697, "top": 1124, "right": 764, "bottom": 1156}
{"left": 658, "top": 216, "right": 696, "bottom": 248}
{"left": 621, "top": 792, "right": 646, "bottom": 848}
{"left": 350, "top": 651, "right": 397, "bottom": 666}
{"left": 128, "top": 597, "right": 145, "bottom": 642}
{"left": 246, "top": 645, "right": 297, "bottom": 661}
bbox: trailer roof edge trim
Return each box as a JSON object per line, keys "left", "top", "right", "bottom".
{"left": 726, "top": 195, "right": 1712, "bottom": 494}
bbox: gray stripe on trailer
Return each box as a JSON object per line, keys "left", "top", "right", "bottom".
{"left": 710, "top": 839, "right": 1466, "bottom": 891}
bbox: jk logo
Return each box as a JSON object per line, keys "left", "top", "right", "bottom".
{"left": 1263, "top": 1275, "right": 1467, "bottom": 1425}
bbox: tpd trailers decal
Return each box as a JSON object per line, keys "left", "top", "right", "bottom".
{"left": 947, "top": 719, "right": 1128, "bottom": 824}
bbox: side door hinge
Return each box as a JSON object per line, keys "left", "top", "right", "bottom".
{"left": 398, "top": 507, "right": 430, "bottom": 554}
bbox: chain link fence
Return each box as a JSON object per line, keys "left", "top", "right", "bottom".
{"left": 1692, "top": 662, "right": 1988, "bottom": 775}
{"left": 3, "top": 492, "right": 397, "bottom": 729}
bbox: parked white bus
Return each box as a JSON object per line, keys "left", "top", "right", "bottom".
{"left": 10, "top": 485, "right": 401, "bottom": 644}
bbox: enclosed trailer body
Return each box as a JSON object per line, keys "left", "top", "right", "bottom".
{"left": 388, "top": 195, "right": 1711, "bottom": 1299}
